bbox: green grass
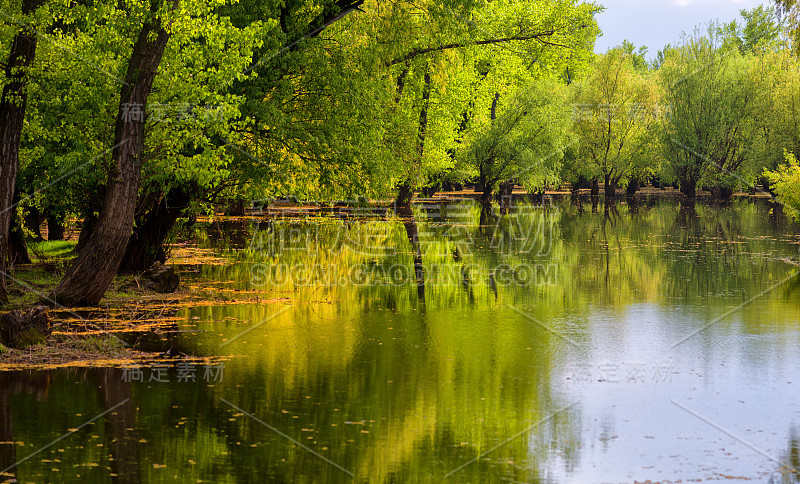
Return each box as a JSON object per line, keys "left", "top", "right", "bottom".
{"left": 28, "top": 239, "right": 77, "bottom": 260}
{"left": 73, "top": 334, "right": 127, "bottom": 353}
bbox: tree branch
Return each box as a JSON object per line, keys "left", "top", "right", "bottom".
{"left": 388, "top": 30, "right": 558, "bottom": 66}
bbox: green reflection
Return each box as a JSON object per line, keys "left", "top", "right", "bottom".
{"left": 3, "top": 197, "right": 799, "bottom": 482}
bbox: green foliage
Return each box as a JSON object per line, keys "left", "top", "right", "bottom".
{"left": 748, "top": 49, "right": 800, "bottom": 174}
{"left": 570, "top": 46, "right": 661, "bottom": 191}
{"left": 773, "top": 0, "right": 799, "bottom": 54}
{"left": 459, "top": 78, "right": 573, "bottom": 194}
{"left": 658, "top": 34, "right": 761, "bottom": 195}
{"left": 765, "top": 152, "right": 800, "bottom": 221}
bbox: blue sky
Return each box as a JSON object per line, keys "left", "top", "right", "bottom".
{"left": 593, "top": 0, "right": 767, "bottom": 56}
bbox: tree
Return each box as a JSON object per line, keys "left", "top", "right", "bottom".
{"left": 748, "top": 48, "right": 800, "bottom": 184}
{"left": 48, "top": 0, "right": 180, "bottom": 305}
{"left": 765, "top": 152, "right": 800, "bottom": 221}
{"left": 459, "top": 78, "right": 573, "bottom": 205}
{"left": 774, "top": 0, "right": 799, "bottom": 54}
{"left": 658, "top": 33, "right": 760, "bottom": 199}
{"left": 0, "top": 0, "right": 46, "bottom": 303}
{"left": 570, "top": 46, "right": 660, "bottom": 198}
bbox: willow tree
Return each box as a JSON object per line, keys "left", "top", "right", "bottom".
{"left": 571, "top": 47, "right": 660, "bottom": 198}
{"left": 774, "top": 0, "right": 799, "bottom": 54}
{"left": 659, "top": 33, "right": 760, "bottom": 199}
{"left": 48, "top": 0, "right": 180, "bottom": 305}
{"left": 765, "top": 153, "right": 800, "bottom": 221}
{"left": 359, "top": 0, "right": 601, "bottom": 206}
{"left": 749, "top": 49, "right": 800, "bottom": 181}
{"left": 459, "top": 78, "right": 573, "bottom": 206}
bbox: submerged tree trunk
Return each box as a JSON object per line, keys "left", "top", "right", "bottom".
{"left": 394, "top": 182, "right": 414, "bottom": 209}
{"left": 604, "top": 173, "right": 617, "bottom": 198}
{"left": 0, "top": 0, "right": 44, "bottom": 303}
{"left": 397, "top": 206, "right": 425, "bottom": 303}
{"left": 480, "top": 175, "right": 494, "bottom": 207}
{"left": 49, "top": 0, "right": 178, "bottom": 306}
{"left": 118, "top": 186, "right": 193, "bottom": 273}
{"left": 680, "top": 176, "right": 697, "bottom": 199}
{"left": 626, "top": 178, "right": 640, "bottom": 195}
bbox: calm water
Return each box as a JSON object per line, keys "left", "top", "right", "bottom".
{"left": 2, "top": 197, "right": 800, "bottom": 483}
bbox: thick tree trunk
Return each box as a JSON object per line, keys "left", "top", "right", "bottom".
{"left": 709, "top": 186, "right": 733, "bottom": 200}
{"left": 394, "top": 181, "right": 414, "bottom": 208}
{"left": 626, "top": 179, "right": 640, "bottom": 195}
{"left": 480, "top": 180, "right": 494, "bottom": 206}
{"left": 0, "top": 306, "right": 50, "bottom": 348}
{"left": 0, "top": 0, "right": 44, "bottom": 303}
{"left": 590, "top": 178, "right": 599, "bottom": 197}
{"left": 9, "top": 212, "right": 31, "bottom": 266}
{"left": 49, "top": 0, "right": 178, "bottom": 306}
{"left": 73, "top": 213, "right": 98, "bottom": 255}
{"left": 225, "top": 198, "right": 246, "bottom": 216}
{"left": 118, "top": 187, "right": 192, "bottom": 273}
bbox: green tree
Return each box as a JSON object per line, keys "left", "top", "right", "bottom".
{"left": 459, "top": 78, "right": 573, "bottom": 205}
{"left": 765, "top": 152, "right": 800, "bottom": 221}
{"left": 570, "top": 46, "right": 661, "bottom": 197}
{"left": 659, "top": 33, "right": 760, "bottom": 199}
{"left": 0, "top": 0, "right": 46, "bottom": 303}
{"left": 774, "top": 0, "right": 799, "bottom": 54}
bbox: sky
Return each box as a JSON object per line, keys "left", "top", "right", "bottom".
{"left": 593, "top": 0, "right": 767, "bottom": 57}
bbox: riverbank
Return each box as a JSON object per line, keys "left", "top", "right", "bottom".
{"left": 0, "top": 241, "right": 212, "bottom": 370}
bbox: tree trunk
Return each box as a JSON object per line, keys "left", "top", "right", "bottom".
{"left": 604, "top": 173, "right": 617, "bottom": 198}
{"left": 626, "top": 179, "right": 640, "bottom": 195}
{"left": 9, "top": 211, "right": 31, "bottom": 266}
{"left": 709, "top": 186, "right": 733, "bottom": 200}
{"left": 23, "top": 204, "right": 43, "bottom": 241}
{"left": 0, "top": 0, "right": 44, "bottom": 303}
{"left": 394, "top": 181, "right": 414, "bottom": 209}
{"left": 480, "top": 180, "right": 494, "bottom": 206}
{"left": 46, "top": 213, "right": 65, "bottom": 241}
{"left": 225, "top": 198, "right": 245, "bottom": 216}
{"left": 680, "top": 176, "right": 697, "bottom": 199}
{"left": 49, "top": 0, "right": 178, "bottom": 306}
{"left": 590, "top": 178, "right": 599, "bottom": 197}
{"left": 118, "top": 186, "right": 193, "bottom": 273}
{"left": 394, "top": 64, "right": 432, "bottom": 209}
{"left": 0, "top": 306, "right": 50, "bottom": 348}
{"left": 73, "top": 212, "right": 98, "bottom": 255}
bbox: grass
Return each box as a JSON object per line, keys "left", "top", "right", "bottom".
{"left": 73, "top": 334, "right": 128, "bottom": 353}
{"left": 28, "top": 239, "right": 77, "bottom": 260}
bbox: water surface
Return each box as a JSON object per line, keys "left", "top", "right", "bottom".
{"left": 2, "top": 197, "right": 800, "bottom": 483}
